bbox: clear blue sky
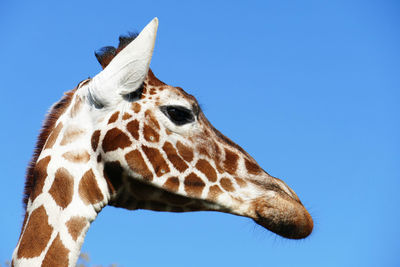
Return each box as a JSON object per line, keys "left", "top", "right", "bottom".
{"left": 1, "top": 1, "right": 399, "bottom": 266}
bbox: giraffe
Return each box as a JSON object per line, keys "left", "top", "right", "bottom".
{"left": 12, "top": 18, "right": 313, "bottom": 266}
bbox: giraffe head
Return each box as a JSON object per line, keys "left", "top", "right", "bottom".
{"left": 34, "top": 18, "right": 312, "bottom": 240}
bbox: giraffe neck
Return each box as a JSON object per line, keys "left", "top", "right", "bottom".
{"left": 13, "top": 92, "right": 111, "bottom": 266}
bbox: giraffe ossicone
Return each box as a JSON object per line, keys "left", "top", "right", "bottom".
{"left": 13, "top": 17, "right": 313, "bottom": 266}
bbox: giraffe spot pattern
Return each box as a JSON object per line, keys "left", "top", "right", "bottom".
{"left": 126, "top": 119, "right": 140, "bottom": 140}
{"left": 143, "top": 123, "right": 160, "bottom": 143}
{"left": 132, "top": 103, "right": 141, "bottom": 113}
{"left": 108, "top": 111, "right": 119, "bottom": 124}
{"left": 60, "top": 126, "right": 85, "bottom": 146}
{"left": 220, "top": 178, "right": 235, "bottom": 192}
{"left": 125, "top": 149, "right": 153, "bottom": 181}
{"left": 42, "top": 234, "right": 69, "bottom": 267}
{"left": 91, "top": 130, "right": 100, "bottom": 152}
{"left": 176, "top": 141, "right": 194, "bottom": 162}
{"left": 62, "top": 150, "right": 90, "bottom": 163}
{"left": 142, "top": 145, "right": 170, "bottom": 177}
{"left": 208, "top": 185, "right": 223, "bottom": 200}
{"left": 162, "top": 142, "right": 188, "bottom": 172}
{"left": 245, "top": 158, "right": 262, "bottom": 175}
{"left": 145, "top": 110, "right": 160, "bottom": 130}
{"left": 163, "top": 176, "right": 180, "bottom": 192}
{"left": 79, "top": 169, "right": 104, "bottom": 205}
{"left": 234, "top": 177, "right": 248, "bottom": 188}
{"left": 184, "top": 173, "right": 205, "bottom": 198}
{"left": 17, "top": 206, "right": 53, "bottom": 258}
{"left": 195, "top": 159, "right": 217, "bottom": 182}
{"left": 66, "top": 216, "right": 87, "bottom": 241}
{"left": 102, "top": 127, "right": 132, "bottom": 153}
{"left": 223, "top": 148, "right": 239, "bottom": 175}
{"left": 49, "top": 168, "right": 74, "bottom": 209}
{"left": 30, "top": 156, "right": 51, "bottom": 203}
{"left": 122, "top": 112, "right": 132, "bottom": 120}
{"left": 44, "top": 122, "right": 63, "bottom": 149}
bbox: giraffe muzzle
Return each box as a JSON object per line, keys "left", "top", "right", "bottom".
{"left": 252, "top": 187, "right": 313, "bottom": 239}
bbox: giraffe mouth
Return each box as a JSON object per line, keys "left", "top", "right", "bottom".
{"left": 252, "top": 195, "right": 313, "bottom": 239}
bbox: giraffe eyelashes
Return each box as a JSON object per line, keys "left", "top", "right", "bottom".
{"left": 160, "top": 105, "right": 195, "bottom": 126}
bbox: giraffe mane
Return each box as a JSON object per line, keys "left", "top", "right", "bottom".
{"left": 23, "top": 88, "right": 78, "bottom": 209}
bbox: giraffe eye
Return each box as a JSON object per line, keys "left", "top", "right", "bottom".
{"left": 160, "top": 105, "right": 195, "bottom": 126}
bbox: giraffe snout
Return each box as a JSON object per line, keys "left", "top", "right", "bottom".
{"left": 251, "top": 179, "right": 313, "bottom": 239}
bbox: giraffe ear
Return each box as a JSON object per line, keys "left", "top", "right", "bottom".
{"left": 89, "top": 17, "right": 158, "bottom": 106}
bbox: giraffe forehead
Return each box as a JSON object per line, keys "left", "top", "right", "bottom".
{"left": 146, "top": 84, "right": 197, "bottom": 108}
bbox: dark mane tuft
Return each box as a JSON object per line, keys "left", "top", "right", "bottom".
{"left": 95, "top": 32, "right": 139, "bottom": 69}
{"left": 23, "top": 88, "right": 77, "bottom": 209}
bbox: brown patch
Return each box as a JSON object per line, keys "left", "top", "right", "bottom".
{"left": 176, "top": 141, "right": 194, "bottom": 162}
{"left": 245, "top": 158, "right": 262, "bottom": 175}
{"left": 184, "top": 173, "right": 205, "bottom": 198}
{"left": 70, "top": 97, "right": 82, "bottom": 118}
{"left": 60, "top": 126, "right": 85, "bottom": 146}
{"left": 102, "top": 127, "right": 132, "bottom": 153}
{"left": 132, "top": 103, "right": 141, "bottom": 113}
{"left": 145, "top": 110, "right": 160, "bottom": 130}
{"left": 196, "top": 159, "right": 217, "bottom": 182}
{"left": 149, "top": 88, "right": 156, "bottom": 95}
{"left": 79, "top": 169, "right": 104, "bottom": 205}
{"left": 142, "top": 145, "right": 170, "bottom": 177}
{"left": 147, "top": 69, "right": 166, "bottom": 86}
{"left": 108, "top": 111, "right": 119, "bottom": 124}
{"left": 163, "top": 177, "right": 180, "bottom": 192}
{"left": 17, "top": 206, "right": 53, "bottom": 258}
{"left": 125, "top": 149, "right": 153, "bottom": 181}
{"left": 24, "top": 89, "right": 76, "bottom": 208}
{"left": 66, "top": 216, "right": 87, "bottom": 241}
{"left": 234, "top": 177, "right": 248, "bottom": 188}
{"left": 198, "top": 145, "right": 211, "bottom": 158}
{"left": 162, "top": 142, "right": 188, "bottom": 172}
{"left": 208, "top": 185, "right": 223, "bottom": 200}
{"left": 220, "top": 178, "right": 235, "bottom": 192}
{"left": 103, "top": 161, "right": 124, "bottom": 193}
{"left": 122, "top": 112, "right": 132, "bottom": 120}
{"left": 42, "top": 234, "right": 69, "bottom": 267}
{"left": 62, "top": 150, "right": 90, "bottom": 163}
{"left": 126, "top": 119, "right": 140, "bottom": 140}
{"left": 223, "top": 148, "right": 239, "bottom": 175}
{"left": 29, "top": 156, "right": 51, "bottom": 203}
{"left": 44, "top": 122, "right": 63, "bottom": 150}
{"left": 143, "top": 123, "right": 160, "bottom": 143}
{"left": 49, "top": 168, "right": 74, "bottom": 209}
{"left": 91, "top": 130, "right": 101, "bottom": 152}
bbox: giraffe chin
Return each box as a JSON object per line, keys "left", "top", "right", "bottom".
{"left": 252, "top": 196, "right": 313, "bottom": 239}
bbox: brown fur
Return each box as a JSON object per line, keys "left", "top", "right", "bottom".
{"left": 163, "top": 177, "right": 180, "bottom": 192}
{"left": 49, "top": 168, "right": 74, "bottom": 209}
{"left": 42, "top": 234, "right": 69, "bottom": 267}
{"left": 176, "top": 141, "right": 194, "bottom": 163}
{"left": 143, "top": 123, "right": 160, "bottom": 143}
{"left": 142, "top": 145, "right": 170, "bottom": 177}
{"left": 29, "top": 156, "right": 51, "bottom": 203}
{"left": 220, "top": 178, "right": 235, "bottom": 192}
{"left": 91, "top": 130, "right": 101, "bottom": 152}
{"left": 66, "top": 216, "right": 87, "bottom": 241}
{"left": 184, "top": 173, "right": 205, "bottom": 198}
{"left": 195, "top": 159, "right": 217, "bottom": 182}
{"left": 108, "top": 111, "right": 120, "bottom": 124}
{"left": 62, "top": 150, "right": 90, "bottom": 163}
{"left": 125, "top": 149, "right": 153, "bottom": 181}
{"left": 79, "top": 169, "right": 104, "bottom": 205}
{"left": 208, "top": 185, "right": 223, "bottom": 200}
{"left": 102, "top": 127, "right": 132, "bottom": 152}
{"left": 162, "top": 142, "right": 188, "bottom": 172}
{"left": 18, "top": 206, "right": 53, "bottom": 258}
{"left": 126, "top": 120, "right": 140, "bottom": 140}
